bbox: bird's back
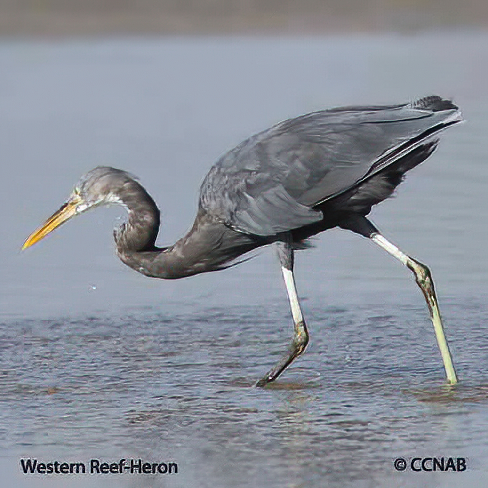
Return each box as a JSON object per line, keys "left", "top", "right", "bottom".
{"left": 200, "top": 96, "right": 462, "bottom": 237}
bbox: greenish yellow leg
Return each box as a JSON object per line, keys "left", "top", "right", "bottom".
{"left": 371, "top": 233, "right": 458, "bottom": 384}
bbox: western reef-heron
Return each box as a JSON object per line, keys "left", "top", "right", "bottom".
{"left": 23, "top": 95, "right": 461, "bottom": 386}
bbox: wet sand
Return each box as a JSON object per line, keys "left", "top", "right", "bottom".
{"left": 0, "top": 0, "right": 487, "bottom": 37}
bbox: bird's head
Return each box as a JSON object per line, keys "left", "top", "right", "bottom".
{"left": 22, "top": 166, "right": 136, "bottom": 250}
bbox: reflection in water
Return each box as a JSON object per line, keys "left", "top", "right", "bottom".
{"left": 412, "top": 383, "right": 488, "bottom": 404}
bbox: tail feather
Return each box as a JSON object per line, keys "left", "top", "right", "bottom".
{"left": 409, "top": 96, "right": 458, "bottom": 112}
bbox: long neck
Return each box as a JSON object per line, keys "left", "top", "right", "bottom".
{"left": 113, "top": 180, "right": 258, "bottom": 280}
{"left": 114, "top": 180, "right": 160, "bottom": 253}
{"left": 113, "top": 180, "right": 197, "bottom": 279}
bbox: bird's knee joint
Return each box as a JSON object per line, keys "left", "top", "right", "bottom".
{"left": 293, "top": 321, "right": 309, "bottom": 352}
{"left": 409, "top": 259, "right": 434, "bottom": 292}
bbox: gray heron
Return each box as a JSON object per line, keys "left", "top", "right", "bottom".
{"left": 23, "top": 95, "right": 461, "bottom": 387}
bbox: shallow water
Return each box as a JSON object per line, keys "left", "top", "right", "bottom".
{"left": 1, "top": 33, "right": 488, "bottom": 487}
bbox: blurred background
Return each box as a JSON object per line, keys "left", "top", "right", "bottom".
{"left": 0, "top": 0, "right": 488, "bottom": 36}
{"left": 1, "top": 0, "right": 487, "bottom": 317}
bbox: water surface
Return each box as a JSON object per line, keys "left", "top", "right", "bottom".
{"left": 1, "top": 33, "right": 487, "bottom": 487}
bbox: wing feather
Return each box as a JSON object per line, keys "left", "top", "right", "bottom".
{"left": 200, "top": 96, "right": 461, "bottom": 236}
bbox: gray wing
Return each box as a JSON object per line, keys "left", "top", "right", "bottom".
{"left": 200, "top": 96, "right": 461, "bottom": 236}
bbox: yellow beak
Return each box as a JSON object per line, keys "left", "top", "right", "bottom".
{"left": 22, "top": 196, "right": 82, "bottom": 250}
